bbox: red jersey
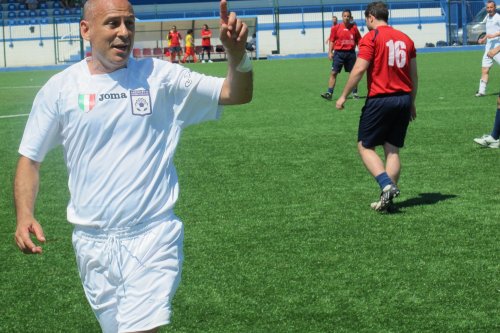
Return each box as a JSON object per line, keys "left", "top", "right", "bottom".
{"left": 168, "top": 31, "right": 182, "bottom": 47}
{"left": 330, "top": 23, "right": 361, "bottom": 51}
{"left": 357, "top": 25, "right": 416, "bottom": 97}
{"left": 201, "top": 29, "right": 212, "bottom": 47}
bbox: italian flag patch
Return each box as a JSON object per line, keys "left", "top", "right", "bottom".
{"left": 78, "top": 94, "right": 96, "bottom": 113}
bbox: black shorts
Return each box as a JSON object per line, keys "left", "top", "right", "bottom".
{"left": 358, "top": 93, "right": 412, "bottom": 148}
{"left": 202, "top": 45, "right": 211, "bottom": 52}
{"left": 332, "top": 50, "right": 356, "bottom": 73}
{"left": 170, "top": 46, "right": 182, "bottom": 53}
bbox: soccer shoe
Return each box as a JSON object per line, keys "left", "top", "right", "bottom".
{"left": 473, "top": 134, "right": 499, "bottom": 148}
{"left": 352, "top": 92, "right": 360, "bottom": 99}
{"left": 208, "top": 60, "right": 213, "bottom": 63}
{"left": 371, "top": 184, "right": 400, "bottom": 212}
{"left": 321, "top": 92, "right": 332, "bottom": 100}
{"left": 475, "top": 92, "right": 485, "bottom": 97}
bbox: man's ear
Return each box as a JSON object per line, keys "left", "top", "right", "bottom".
{"left": 80, "top": 20, "right": 90, "bottom": 41}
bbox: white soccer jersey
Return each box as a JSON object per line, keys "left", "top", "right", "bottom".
{"left": 19, "top": 57, "right": 224, "bottom": 231}
{"left": 485, "top": 13, "right": 500, "bottom": 48}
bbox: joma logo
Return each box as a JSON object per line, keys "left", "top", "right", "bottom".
{"left": 98, "top": 93, "right": 127, "bottom": 101}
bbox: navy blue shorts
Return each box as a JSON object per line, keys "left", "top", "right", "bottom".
{"left": 358, "top": 93, "right": 412, "bottom": 148}
{"left": 331, "top": 50, "right": 356, "bottom": 73}
{"left": 170, "top": 46, "right": 182, "bottom": 53}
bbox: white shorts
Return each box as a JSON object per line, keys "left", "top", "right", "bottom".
{"left": 482, "top": 44, "right": 500, "bottom": 67}
{"left": 72, "top": 219, "right": 184, "bottom": 333}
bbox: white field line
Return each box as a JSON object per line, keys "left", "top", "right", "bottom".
{"left": 0, "top": 113, "right": 29, "bottom": 119}
{"left": 0, "top": 85, "right": 42, "bottom": 89}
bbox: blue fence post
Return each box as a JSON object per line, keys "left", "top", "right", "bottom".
{"left": 300, "top": 7, "right": 305, "bottom": 34}
{"left": 417, "top": 2, "right": 422, "bottom": 30}
{"left": 461, "top": 0, "right": 468, "bottom": 44}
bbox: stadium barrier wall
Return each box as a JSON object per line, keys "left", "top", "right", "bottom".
{"left": 0, "top": 2, "right": 460, "bottom": 67}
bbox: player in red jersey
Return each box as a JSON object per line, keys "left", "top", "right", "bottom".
{"left": 167, "top": 25, "right": 183, "bottom": 62}
{"left": 324, "top": 15, "right": 338, "bottom": 45}
{"left": 335, "top": 1, "right": 418, "bottom": 212}
{"left": 321, "top": 9, "right": 362, "bottom": 101}
{"left": 200, "top": 24, "right": 213, "bottom": 63}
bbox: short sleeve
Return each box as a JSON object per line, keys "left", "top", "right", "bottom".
{"left": 174, "top": 68, "right": 224, "bottom": 128}
{"left": 357, "top": 32, "right": 376, "bottom": 62}
{"left": 18, "top": 84, "right": 62, "bottom": 162}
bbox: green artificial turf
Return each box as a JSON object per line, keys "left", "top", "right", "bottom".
{"left": 0, "top": 51, "right": 498, "bottom": 332}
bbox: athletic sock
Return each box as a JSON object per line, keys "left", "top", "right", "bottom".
{"left": 491, "top": 109, "right": 500, "bottom": 140}
{"left": 328, "top": 87, "right": 333, "bottom": 94}
{"left": 352, "top": 88, "right": 358, "bottom": 94}
{"left": 375, "top": 172, "right": 393, "bottom": 190}
{"left": 479, "top": 79, "right": 487, "bottom": 94}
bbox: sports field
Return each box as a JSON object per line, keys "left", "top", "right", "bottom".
{"left": 0, "top": 51, "right": 498, "bottom": 332}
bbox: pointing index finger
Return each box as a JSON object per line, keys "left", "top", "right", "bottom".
{"left": 220, "top": 0, "right": 228, "bottom": 25}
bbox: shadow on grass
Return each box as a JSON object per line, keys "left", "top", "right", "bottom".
{"left": 390, "top": 192, "right": 457, "bottom": 213}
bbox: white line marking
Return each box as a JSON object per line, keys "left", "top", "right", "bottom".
{"left": 0, "top": 114, "right": 29, "bottom": 119}
{"left": 0, "top": 85, "right": 42, "bottom": 89}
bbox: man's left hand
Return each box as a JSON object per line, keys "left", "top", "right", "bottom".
{"left": 219, "top": 0, "right": 248, "bottom": 58}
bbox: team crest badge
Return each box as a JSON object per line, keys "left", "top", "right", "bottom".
{"left": 78, "top": 94, "right": 96, "bottom": 113}
{"left": 130, "top": 89, "right": 152, "bottom": 116}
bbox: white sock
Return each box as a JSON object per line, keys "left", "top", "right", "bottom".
{"left": 479, "top": 79, "right": 487, "bottom": 94}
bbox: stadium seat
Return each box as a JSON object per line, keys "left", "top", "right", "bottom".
{"left": 39, "top": 9, "right": 48, "bottom": 17}
{"left": 29, "top": 18, "right": 38, "bottom": 25}
{"left": 39, "top": 3, "right": 48, "bottom": 10}
{"left": 142, "top": 48, "right": 152, "bottom": 57}
{"left": 63, "top": 8, "right": 71, "bottom": 16}
{"left": 40, "top": 17, "right": 49, "bottom": 24}
{"left": 7, "top": 11, "right": 16, "bottom": 19}
{"left": 8, "top": 19, "right": 15, "bottom": 26}
{"left": 195, "top": 45, "right": 203, "bottom": 56}
{"left": 29, "top": 10, "right": 38, "bottom": 17}
{"left": 18, "top": 3, "right": 27, "bottom": 10}
{"left": 17, "top": 19, "right": 27, "bottom": 25}
{"left": 53, "top": 9, "right": 61, "bottom": 16}
{"left": 53, "top": 1, "right": 62, "bottom": 9}
{"left": 7, "top": 0, "right": 16, "bottom": 3}
{"left": 73, "top": 8, "right": 82, "bottom": 16}
{"left": 7, "top": 3, "right": 16, "bottom": 11}
{"left": 153, "top": 47, "right": 163, "bottom": 58}
{"left": 132, "top": 48, "right": 142, "bottom": 58}
{"left": 18, "top": 11, "right": 27, "bottom": 18}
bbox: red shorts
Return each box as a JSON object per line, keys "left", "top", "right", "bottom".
{"left": 185, "top": 46, "right": 195, "bottom": 56}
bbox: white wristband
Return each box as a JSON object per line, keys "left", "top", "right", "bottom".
{"left": 236, "top": 53, "right": 253, "bottom": 73}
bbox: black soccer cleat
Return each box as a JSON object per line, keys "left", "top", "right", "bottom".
{"left": 321, "top": 92, "right": 332, "bottom": 101}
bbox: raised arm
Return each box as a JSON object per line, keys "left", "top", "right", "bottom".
{"left": 218, "top": 0, "right": 253, "bottom": 105}
{"left": 14, "top": 156, "right": 45, "bottom": 254}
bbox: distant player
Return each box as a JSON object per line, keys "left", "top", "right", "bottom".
{"left": 336, "top": 1, "right": 418, "bottom": 212}
{"left": 182, "top": 29, "right": 198, "bottom": 63}
{"left": 168, "top": 25, "right": 183, "bottom": 63}
{"left": 476, "top": 1, "right": 500, "bottom": 97}
{"left": 321, "top": 9, "right": 362, "bottom": 101}
{"left": 324, "top": 15, "right": 338, "bottom": 45}
{"left": 474, "top": 44, "right": 500, "bottom": 148}
{"left": 200, "top": 24, "right": 213, "bottom": 63}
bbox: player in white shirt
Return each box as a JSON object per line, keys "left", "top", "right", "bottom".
{"left": 13, "top": 0, "right": 253, "bottom": 332}
{"left": 476, "top": 0, "right": 500, "bottom": 97}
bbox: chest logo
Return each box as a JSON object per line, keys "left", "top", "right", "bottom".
{"left": 78, "top": 94, "right": 96, "bottom": 113}
{"left": 130, "top": 89, "right": 152, "bottom": 116}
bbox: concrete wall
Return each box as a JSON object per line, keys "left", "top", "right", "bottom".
{"left": 0, "top": 6, "right": 446, "bottom": 67}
